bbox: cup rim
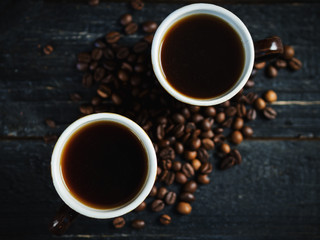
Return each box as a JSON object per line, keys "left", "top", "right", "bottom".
{"left": 151, "top": 3, "right": 255, "bottom": 106}
{"left": 51, "top": 113, "right": 157, "bottom": 219}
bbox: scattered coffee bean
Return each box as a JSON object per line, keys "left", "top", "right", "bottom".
{"left": 246, "top": 108, "right": 257, "bottom": 121}
{"left": 183, "top": 180, "right": 197, "bottom": 193}
{"left": 106, "top": 31, "right": 121, "bottom": 44}
{"left": 283, "top": 45, "right": 295, "bottom": 60}
{"left": 263, "top": 107, "right": 277, "bottom": 119}
{"left": 220, "top": 156, "right": 235, "bottom": 170}
{"left": 142, "top": 21, "right": 158, "bottom": 33}
{"left": 179, "top": 192, "right": 195, "bottom": 202}
{"left": 197, "top": 174, "right": 210, "bottom": 184}
{"left": 172, "top": 161, "right": 182, "bottom": 171}
{"left": 120, "top": 13, "right": 132, "bottom": 26}
{"left": 264, "top": 90, "right": 277, "bottom": 103}
{"left": 215, "top": 112, "right": 226, "bottom": 123}
{"left": 232, "top": 117, "right": 244, "bottom": 130}
{"left": 135, "top": 201, "right": 146, "bottom": 212}
{"left": 151, "top": 199, "right": 165, "bottom": 212}
{"left": 113, "top": 217, "right": 125, "bottom": 229}
{"left": 131, "top": 0, "right": 144, "bottom": 10}
{"left": 175, "top": 172, "right": 188, "bottom": 184}
{"left": 242, "top": 126, "right": 254, "bottom": 138}
{"left": 199, "top": 162, "right": 212, "bottom": 174}
{"left": 157, "top": 187, "right": 168, "bottom": 199}
{"left": 254, "top": 98, "right": 266, "bottom": 110}
{"left": 254, "top": 61, "right": 266, "bottom": 69}
{"left": 149, "top": 185, "right": 157, "bottom": 197}
{"left": 191, "top": 159, "right": 201, "bottom": 171}
{"left": 174, "top": 142, "right": 184, "bottom": 155}
{"left": 45, "top": 119, "right": 56, "bottom": 128}
{"left": 164, "top": 191, "right": 177, "bottom": 205}
{"left": 202, "top": 138, "right": 214, "bottom": 150}
{"left": 70, "top": 93, "right": 82, "bottom": 102}
{"left": 159, "top": 214, "right": 171, "bottom": 225}
{"left": 230, "top": 130, "right": 243, "bottom": 144}
{"left": 184, "top": 150, "right": 197, "bottom": 160}
{"left": 230, "top": 149, "right": 242, "bottom": 164}
{"left": 79, "top": 104, "right": 94, "bottom": 115}
{"left": 220, "top": 143, "right": 231, "bottom": 154}
{"left": 266, "top": 65, "right": 278, "bottom": 78}
{"left": 131, "top": 219, "right": 145, "bottom": 229}
{"left": 288, "top": 57, "right": 302, "bottom": 71}
{"left": 43, "top": 45, "right": 53, "bottom": 55}
{"left": 274, "top": 59, "right": 287, "bottom": 68}
{"left": 245, "top": 79, "right": 255, "bottom": 88}
{"left": 176, "top": 202, "right": 192, "bottom": 215}
{"left": 181, "top": 163, "right": 195, "bottom": 178}
{"left": 125, "top": 22, "right": 138, "bottom": 35}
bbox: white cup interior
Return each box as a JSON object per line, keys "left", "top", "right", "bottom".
{"left": 151, "top": 3, "right": 254, "bottom": 106}
{"left": 51, "top": 113, "right": 157, "bottom": 219}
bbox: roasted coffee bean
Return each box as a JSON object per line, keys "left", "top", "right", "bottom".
{"left": 231, "top": 130, "right": 243, "bottom": 144}
{"left": 165, "top": 191, "right": 177, "bottom": 205}
{"left": 204, "top": 106, "right": 216, "bottom": 117}
{"left": 172, "top": 113, "right": 185, "bottom": 124}
{"left": 142, "top": 21, "right": 158, "bottom": 33}
{"left": 94, "top": 40, "right": 106, "bottom": 49}
{"left": 159, "top": 169, "right": 168, "bottom": 182}
{"left": 199, "top": 162, "right": 213, "bottom": 174}
{"left": 183, "top": 180, "right": 197, "bottom": 193}
{"left": 156, "top": 124, "right": 165, "bottom": 140}
{"left": 283, "top": 45, "right": 295, "bottom": 60}
{"left": 151, "top": 199, "right": 165, "bottom": 212}
{"left": 118, "top": 69, "right": 129, "bottom": 82}
{"left": 197, "top": 148, "right": 209, "bottom": 162}
{"left": 181, "top": 163, "right": 195, "bottom": 178}
{"left": 246, "top": 92, "right": 258, "bottom": 104}
{"left": 222, "top": 118, "right": 232, "bottom": 128}
{"left": 174, "top": 142, "right": 184, "bottom": 155}
{"left": 89, "top": 61, "right": 98, "bottom": 71}
{"left": 120, "top": 13, "right": 132, "bottom": 26}
{"left": 266, "top": 65, "right": 278, "bottom": 78}
{"left": 246, "top": 108, "right": 257, "bottom": 121}
{"left": 157, "top": 166, "right": 162, "bottom": 176}
{"left": 188, "top": 138, "right": 201, "bottom": 150}
{"left": 134, "top": 63, "right": 146, "bottom": 73}
{"left": 164, "top": 171, "right": 175, "bottom": 185}
{"left": 192, "top": 113, "right": 204, "bottom": 123}
{"left": 215, "top": 112, "right": 225, "bottom": 123}
{"left": 91, "top": 48, "right": 103, "bottom": 61}
{"left": 201, "top": 118, "right": 214, "bottom": 130}
{"left": 131, "top": 0, "right": 144, "bottom": 10}
{"left": 97, "top": 84, "right": 111, "bottom": 98}
{"left": 191, "top": 159, "right": 201, "bottom": 171}
{"left": 236, "top": 103, "right": 246, "bottom": 117}
{"left": 135, "top": 201, "right": 146, "bottom": 212}
{"left": 263, "top": 107, "right": 277, "bottom": 119}
{"left": 116, "top": 47, "right": 130, "bottom": 59}
{"left": 130, "top": 74, "right": 142, "bottom": 86}
{"left": 176, "top": 202, "right": 192, "bottom": 215}
{"left": 43, "top": 44, "right": 54, "bottom": 55}
{"left": 197, "top": 174, "right": 210, "bottom": 184}
{"left": 149, "top": 185, "right": 157, "bottom": 197}
{"left": 173, "top": 123, "right": 185, "bottom": 138}
{"left": 159, "top": 214, "right": 171, "bottom": 225}
{"left": 213, "top": 134, "right": 225, "bottom": 144}
{"left": 175, "top": 172, "right": 188, "bottom": 184}
{"left": 220, "top": 156, "right": 235, "bottom": 170}
{"left": 288, "top": 57, "right": 302, "bottom": 71}
{"left": 133, "top": 41, "right": 148, "bottom": 53}
{"left": 201, "top": 138, "right": 214, "bottom": 150}
{"left": 157, "top": 187, "right": 168, "bottom": 199}
{"left": 242, "top": 125, "right": 254, "bottom": 138}
{"left": 144, "top": 34, "right": 154, "bottom": 44}
{"left": 159, "top": 147, "right": 175, "bottom": 160}
{"left": 225, "top": 106, "right": 237, "bottom": 117}
{"left": 121, "top": 61, "right": 133, "bottom": 72}
{"left": 220, "top": 143, "right": 231, "bottom": 154}
{"left": 254, "top": 98, "right": 266, "bottom": 110}
{"left": 79, "top": 104, "right": 94, "bottom": 115}
{"left": 274, "top": 59, "right": 287, "bottom": 68}
{"left": 113, "top": 217, "right": 125, "bottom": 229}
{"left": 189, "top": 105, "right": 201, "bottom": 113}
{"left": 106, "top": 31, "right": 121, "bottom": 44}
{"left": 111, "top": 93, "right": 122, "bottom": 105}
{"left": 220, "top": 100, "right": 230, "bottom": 107}
{"left": 88, "top": 0, "right": 99, "bottom": 6}
{"left": 254, "top": 61, "right": 266, "bottom": 69}
{"left": 232, "top": 117, "right": 244, "bottom": 130}
{"left": 45, "top": 119, "right": 56, "bottom": 128}
{"left": 76, "top": 62, "right": 88, "bottom": 71}
{"left": 94, "top": 67, "right": 106, "bottom": 82}
{"left": 264, "top": 90, "right": 277, "bottom": 103}
{"left": 172, "top": 161, "right": 182, "bottom": 171}
{"left": 103, "top": 48, "right": 115, "bottom": 59}
{"left": 179, "top": 192, "right": 195, "bottom": 202}
{"left": 158, "top": 139, "right": 170, "bottom": 148}
{"left": 91, "top": 96, "right": 101, "bottom": 106}
{"left": 125, "top": 22, "right": 138, "bottom": 35}
{"left": 70, "top": 93, "right": 82, "bottom": 102}
{"left": 201, "top": 130, "right": 214, "bottom": 139}
{"left": 185, "top": 122, "right": 196, "bottom": 133}
{"left": 181, "top": 107, "right": 191, "bottom": 119}
{"left": 230, "top": 149, "right": 242, "bottom": 164}
{"left": 245, "top": 79, "right": 255, "bottom": 88}
{"left": 131, "top": 219, "right": 145, "bottom": 229}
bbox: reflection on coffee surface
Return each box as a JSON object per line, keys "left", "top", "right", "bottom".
{"left": 160, "top": 14, "right": 245, "bottom": 99}
{"left": 61, "top": 121, "right": 148, "bottom": 209}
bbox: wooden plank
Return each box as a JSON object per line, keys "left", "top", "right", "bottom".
{"left": 0, "top": 139, "right": 319, "bottom": 239}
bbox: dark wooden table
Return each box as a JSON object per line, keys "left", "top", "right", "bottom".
{"left": 1, "top": 0, "right": 319, "bottom": 239}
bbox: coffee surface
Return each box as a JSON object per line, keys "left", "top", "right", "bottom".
{"left": 61, "top": 121, "right": 148, "bottom": 209}
{"left": 161, "top": 14, "right": 245, "bottom": 99}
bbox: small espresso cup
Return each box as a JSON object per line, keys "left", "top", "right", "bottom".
{"left": 151, "top": 3, "right": 283, "bottom": 106}
{"left": 51, "top": 113, "right": 157, "bottom": 222}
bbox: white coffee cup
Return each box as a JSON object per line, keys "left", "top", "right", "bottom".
{"left": 151, "top": 3, "right": 282, "bottom": 106}
{"left": 51, "top": 113, "right": 157, "bottom": 219}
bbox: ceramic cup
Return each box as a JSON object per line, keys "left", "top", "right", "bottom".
{"left": 51, "top": 113, "right": 157, "bottom": 222}
{"left": 151, "top": 3, "right": 283, "bottom": 106}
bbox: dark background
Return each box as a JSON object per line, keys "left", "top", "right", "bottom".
{"left": 0, "top": 0, "right": 319, "bottom": 239}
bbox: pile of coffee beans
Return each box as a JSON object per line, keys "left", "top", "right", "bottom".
{"left": 68, "top": 0, "right": 302, "bottom": 230}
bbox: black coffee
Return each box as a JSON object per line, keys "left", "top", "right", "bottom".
{"left": 61, "top": 121, "right": 148, "bottom": 209}
{"left": 160, "top": 14, "right": 245, "bottom": 99}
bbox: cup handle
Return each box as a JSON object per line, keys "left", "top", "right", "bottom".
{"left": 49, "top": 203, "right": 79, "bottom": 235}
{"left": 254, "top": 36, "right": 284, "bottom": 63}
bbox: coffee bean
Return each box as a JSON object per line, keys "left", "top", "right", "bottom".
{"left": 189, "top": 105, "right": 201, "bottom": 113}
{"left": 149, "top": 185, "right": 157, "bottom": 197}
{"left": 197, "top": 174, "right": 210, "bottom": 184}
{"left": 181, "top": 107, "right": 191, "bottom": 119}
{"left": 246, "top": 108, "right": 257, "bottom": 121}
{"left": 159, "top": 147, "right": 175, "bottom": 160}
{"left": 116, "top": 47, "right": 130, "bottom": 59}
{"left": 120, "top": 13, "right": 132, "bottom": 26}
{"left": 225, "top": 106, "right": 237, "bottom": 117}
{"left": 165, "top": 191, "right": 177, "bottom": 205}
{"left": 135, "top": 201, "right": 146, "bottom": 212}
{"left": 91, "top": 48, "right": 103, "bottom": 61}
{"left": 213, "top": 134, "right": 225, "bottom": 144}
{"left": 172, "top": 113, "right": 185, "bottom": 124}
{"left": 191, "top": 159, "right": 201, "bottom": 171}
{"left": 283, "top": 45, "right": 295, "bottom": 60}
{"left": 254, "top": 98, "right": 266, "bottom": 110}
{"left": 183, "top": 180, "right": 197, "bottom": 193}
{"left": 133, "top": 41, "right": 148, "bottom": 53}
{"left": 222, "top": 118, "right": 232, "bottom": 128}
{"left": 274, "top": 59, "right": 287, "bottom": 68}
{"left": 245, "top": 79, "right": 255, "bottom": 88}
{"left": 232, "top": 117, "right": 244, "bottom": 130}
{"left": 70, "top": 93, "right": 82, "bottom": 102}
{"left": 76, "top": 62, "right": 88, "bottom": 71}
{"left": 176, "top": 202, "right": 192, "bottom": 215}
{"left": 142, "top": 21, "right": 158, "bottom": 33}
{"left": 201, "top": 138, "right": 214, "bottom": 150}
{"left": 45, "top": 119, "right": 56, "bottom": 128}
{"left": 159, "top": 214, "right": 171, "bottom": 225}
{"left": 164, "top": 171, "right": 175, "bottom": 185}
{"left": 215, "top": 112, "right": 225, "bottom": 123}
{"left": 118, "top": 69, "right": 129, "bottom": 82}
{"left": 242, "top": 126, "right": 254, "bottom": 138}
{"left": 113, "top": 217, "right": 125, "bottom": 229}
{"left": 220, "top": 143, "right": 231, "bottom": 154}
{"left": 192, "top": 113, "right": 204, "bottom": 123}
{"left": 43, "top": 44, "right": 54, "bottom": 55}
{"left": 151, "top": 199, "right": 165, "bottom": 212}
{"left": 131, "top": 219, "right": 145, "bottom": 229}
{"left": 231, "top": 130, "right": 243, "bottom": 144}
{"left": 157, "top": 187, "right": 168, "bottom": 199}
{"left": 88, "top": 0, "right": 99, "bottom": 6}
{"left": 79, "top": 104, "right": 94, "bottom": 115}
{"left": 199, "top": 162, "right": 213, "bottom": 174}
{"left": 173, "top": 123, "right": 185, "bottom": 138}
{"left": 230, "top": 149, "right": 242, "bottom": 164}
{"left": 174, "top": 142, "right": 184, "bottom": 155}
{"left": 185, "top": 122, "right": 196, "bottom": 133}
{"left": 157, "top": 167, "right": 162, "bottom": 176}
{"left": 220, "top": 156, "right": 235, "bottom": 170}
{"left": 97, "top": 84, "right": 111, "bottom": 98}
{"left": 106, "top": 31, "right": 121, "bottom": 44}
{"left": 188, "top": 138, "right": 201, "bottom": 150}
{"left": 201, "top": 130, "right": 214, "bottom": 139}
{"left": 236, "top": 103, "right": 246, "bottom": 118}
{"left": 175, "top": 172, "right": 188, "bottom": 184}
{"left": 220, "top": 100, "right": 230, "bottom": 107}
{"left": 94, "top": 40, "right": 106, "bottom": 49}
{"left": 156, "top": 124, "right": 165, "bottom": 140}
{"left": 201, "top": 118, "right": 214, "bottom": 130}
{"left": 254, "top": 61, "right": 266, "bottom": 69}
{"left": 131, "top": 0, "right": 144, "bottom": 10}
{"left": 103, "top": 48, "right": 114, "bottom": 59}
{"left": 263, "top": 107, "right": 277, "bottom": 119}
{"left": 264, "top": 90, "right": 277, "bottom": 103}
{"left": 197, "top": 148, "right": 209, "bottom": 163}
{"left": 89, "top": 61, "right": 98, "bottom": 71}
{"left": 288, "top": 57, "right": 302, "bottom": 71}
{"left": 266, "top": 65, "right": 278, "bottom": 78}
{"left": 94, "top": 67, "right": 106, "bottom": 82}
{"left": 246, "top": 92, "right": 258, "bottom": 104}
{"left": 204, "top": 106, "right": 216, "bottom": 117}
{"left": 181, "top": 163, "right": 195, "bottom": 178}
{"left": 125, "top": 22, "right": 138, "bottom": 35}
{"left": 111, "top": 93, "right": 122, "bottom": 105}
{"left": 179, "top": 192, "right": 195, "bottom": 202}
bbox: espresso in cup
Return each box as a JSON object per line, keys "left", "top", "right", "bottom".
{"left": 61, "top": 121, "right": 148, "bottom": 209}
{"left": 160, "top": 14, "right": 245, "bottom": 99}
